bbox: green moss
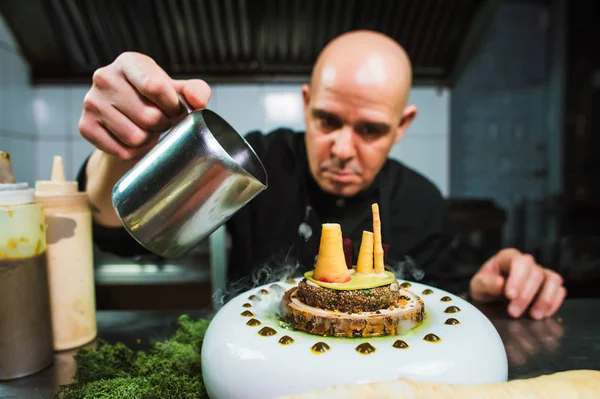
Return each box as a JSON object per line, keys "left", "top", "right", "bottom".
{"left": 134, "top": 341, "right": 202, "bottom": 377}
{"left": 171, "top": 315, "right": 210, "bottom": 350}
{"left": 57, "top": 377, "right": 150, "bottom": 399}
{"left": 55, "top": 315, "right": 210, "bottom": 399}
{"left": 71, "top": 342, "right": 137, "bottom": 385}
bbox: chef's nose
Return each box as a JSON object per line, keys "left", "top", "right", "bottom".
{"left": 331, "top": 127, "right": 356, "bottom": 161}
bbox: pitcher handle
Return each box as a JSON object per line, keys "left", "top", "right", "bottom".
{"left": 156, "top": 95, "right": 195, "bottom": 142}
{"left": 179, "top": 95, "right": 194, "bottom": 114}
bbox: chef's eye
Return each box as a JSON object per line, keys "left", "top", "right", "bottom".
{"left": 313, "top": 111, "right": 343, "bottom": 132}
{"left": 354, "top": 123, "right": 389, "bottom": 138}
{"left": 318, "top": 115, "right": 342, "bottom": 132}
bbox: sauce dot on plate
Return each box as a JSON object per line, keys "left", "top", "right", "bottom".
{"left": 424, "top": 333, "right": 441, "bottom": 343}
{"left": 393, "top": 340, "right": 409, "bottom": 349}
{"left": 356, "top": 343, "right": 376, "bottom": 355}
{"left": 444, "top": 306, "right": 461, "bottom": 313}
{"left": 258, "top": 327, "right": 277, "bottom": 336}
{"left": 246, "top": 318, "right": 261, "bottom": 327}
{"left": 279, "top": 335, "right": 294, "bottom": 345}
{"left": 311, "top": 342, "right": 330, "bottom": 354}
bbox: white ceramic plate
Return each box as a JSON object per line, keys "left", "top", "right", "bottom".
{"left": 202, "top": 278, "right": 508, "bottom": 399}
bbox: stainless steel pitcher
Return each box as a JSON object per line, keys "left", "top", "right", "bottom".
{"left": 112, "top": 101, "right": 268, "bottom": 258}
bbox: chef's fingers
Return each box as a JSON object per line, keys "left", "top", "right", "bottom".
{"left": 529, "top": 270, "right": 564, "bottom": 319}
{"left": 547, "top": 286, "right": 567, "bottom": 318}
{"left": 90, "top": 92, "right": 154, "bottom": 149}
{"left": 172, "top": 78, "right": 212, "bottom": 111}
{"left": 508, "top": 264, "right": 544, "bottom": 318}
{"left": 133, "top": 134, "right": 161, "bottom": 161}
{"left": 469, "top": 272, "right": 505, "bottom": 302}
{"left": 116, "top": 52, "right": 185, "bottom": 118}
{"left": 504, "top": 254, "right": 535, "bottom": 301}
{"left": 478, "top": 252, "right": 502, "bottom": 274}
{"left": 79, "top": 117, "right": 138, "bottom": 161}
{"left": 109, "top": 79, "right": 173, "bottom": 133}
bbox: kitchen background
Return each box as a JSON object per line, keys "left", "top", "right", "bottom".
{"left": 1, "top": 0, "right": 598, "bottom": 309}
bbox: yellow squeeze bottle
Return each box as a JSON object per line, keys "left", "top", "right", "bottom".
{"left": 35, "top": 155, "right": 97, "bottom": 351}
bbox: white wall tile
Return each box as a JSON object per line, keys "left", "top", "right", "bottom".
{"left": 0, "top": 50, "right": 8, "bottom": 130}
{"left": 390, "top": 135, "right": 449, "bottom": 196}
{"left": 35, "top": 139, "right": 69, "bottom": 183}
{"left": 6, "top": 52, "right": 35, "bottom": 135}
{"left": 407, "top": 87, "right": 450, "bottom": 137}
{"left": 205, "top": 85, "right": 217, "bottom": 110}
{"left": 0, "top": 133, "right": 8, "bottom": 151}
{"left": 33, "top": 86, "right": 69, "bottom": 136}
{"left": 0, "top": 15, "right": 18, "bottom": 51}
{"left": 262, "top": 84, "right": 305, "bottom": 133}
{"left": 211, "top": 84, "right": 266, "bottom": 136}
{"left": 0, "top": 134, "right": 13, "bottom": 158}
{"left": 2, "top": 136, "right": 35, "bottom": 186}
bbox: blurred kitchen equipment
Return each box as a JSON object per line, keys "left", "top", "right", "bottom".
{"left": 112, "top": 98, "right": 268, "bottom": 258}
{"left": 0, "top": 151, "right": 54, "bottom": 380}
{"left": 36, "top": 155, "right": 97, "bottom": 351}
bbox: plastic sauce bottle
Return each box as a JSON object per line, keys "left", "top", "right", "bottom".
{"left": 0, "top": 151, "right": 54, "bottom": 380}
{"left": 35, "top": 155, "right": 97, "bottom": 351}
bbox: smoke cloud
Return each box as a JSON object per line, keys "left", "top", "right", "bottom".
{"left": 212, "top": 259, "right": 301, "bottom": 309}
{"left": 386, "top": 255, "right": 426, "bottom": 281}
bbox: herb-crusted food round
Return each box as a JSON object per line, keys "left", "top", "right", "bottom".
{"left": 297, "top": 278, "right": 402, "bottom": 313}
{"left": 280, "top": 286, "right": 425, "bottom": 337}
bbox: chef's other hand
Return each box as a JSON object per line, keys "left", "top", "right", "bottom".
{"left": 469, "top": 248, "right": 566, "bottom": 320}
{"left": 79, "top": 52, "right": 211, "bottom": 160}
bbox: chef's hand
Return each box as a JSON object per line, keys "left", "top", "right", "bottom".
{"left": 469, "top": 248, "right": 566, "bottom": 320}
{"left": 79, "top": 52, "right": 211, "bottom": 160}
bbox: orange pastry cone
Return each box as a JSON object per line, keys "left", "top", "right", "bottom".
{"left": 313, "top": 223, "right": 352, "bottom": 283}
{"left": 356, "top": 231, "right": 374, "bottom": 275}
{"left": 372, "top": 203, "right": 385, "bottom": 274}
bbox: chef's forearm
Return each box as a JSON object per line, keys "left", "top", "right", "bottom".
{"left": 85, "top": 150, "right": 137, "bottom": 227}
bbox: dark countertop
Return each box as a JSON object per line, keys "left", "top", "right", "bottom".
{"left": 1, "top": 299, "right": 600, "bottom": 398}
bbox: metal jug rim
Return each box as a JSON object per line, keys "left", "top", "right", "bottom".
{"left": 185, "top": 108, "right": 268, "bottom": 189}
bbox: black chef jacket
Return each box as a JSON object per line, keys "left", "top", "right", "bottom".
{"left": 77, "top": 128, "right": 470, "bottom": 297}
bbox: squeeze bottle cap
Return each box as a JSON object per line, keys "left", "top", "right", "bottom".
{"left": 0, "top": 151, "right": 35, "bottom": 205}
{"left": 35, "top": 155, "right": 78, "bottom": 195}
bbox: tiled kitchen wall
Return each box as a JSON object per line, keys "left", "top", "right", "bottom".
{"left": 450, "top": 0, "right": 563, "bottom": 248}
{"left": 0, "top": 17, "right": 450, "bottom": 195}
{"left": 0, "top": 15, "right": 38, "bottom": 185}
{"left": 30, "top": 84, "right": 450, "bottom": 195}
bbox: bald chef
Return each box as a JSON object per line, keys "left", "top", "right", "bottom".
{"left": 75, "top": 30, "right": 566, "bottom": 320}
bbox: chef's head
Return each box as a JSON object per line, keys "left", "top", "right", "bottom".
{"left": 302, "top": 30, "right": 416, "bottom": 197}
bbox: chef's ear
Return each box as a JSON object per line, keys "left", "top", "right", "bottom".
{"left": 302, "top": 84, "right": 311, "bottom": 108}
{"left": 394, "top": 105, "right": 417, "bottom": 143}
{"left": 302, "top": 84, "right": 312, "bottom": 121}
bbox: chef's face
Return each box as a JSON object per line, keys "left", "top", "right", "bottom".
{"left": 302, "top": 77, "right": 416, "bottom": 197}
